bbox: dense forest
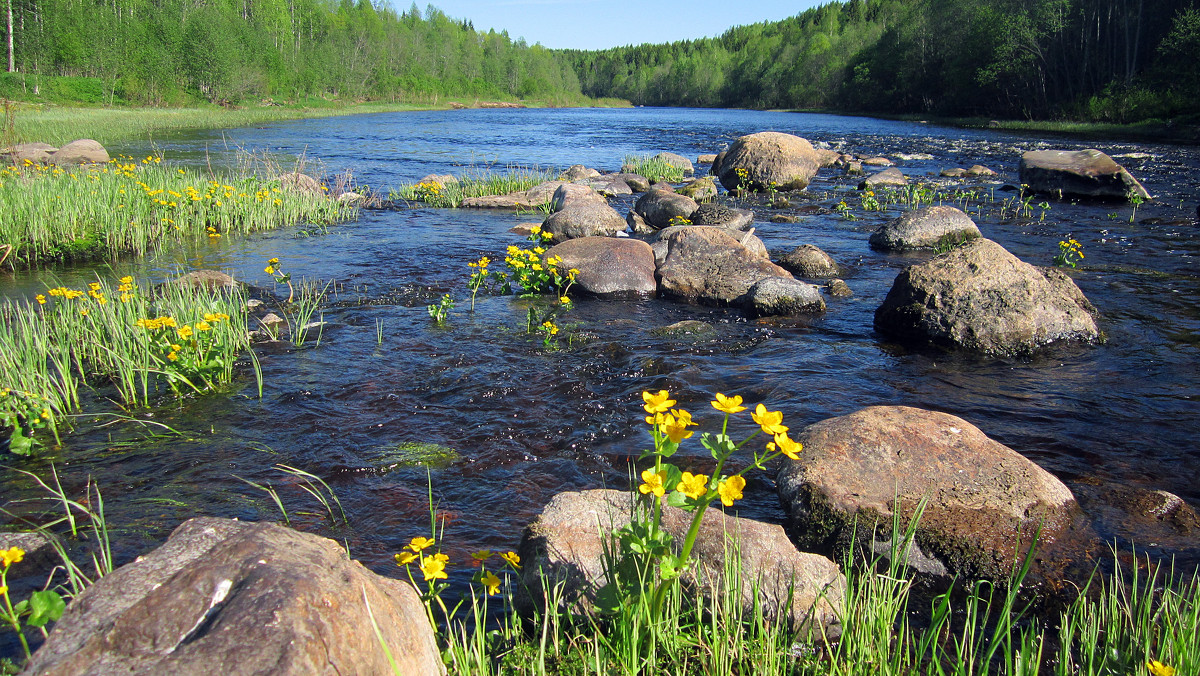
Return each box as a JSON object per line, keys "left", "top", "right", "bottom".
{"left": 1, "top": 0, "right": 583, "bottom": 105}
{"left": 565, "top": 0, "right": 1200, "bottom": 122}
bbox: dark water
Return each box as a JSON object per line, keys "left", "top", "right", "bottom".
{"left": 2, "top": 108, "right": 1198, "bottom": 608}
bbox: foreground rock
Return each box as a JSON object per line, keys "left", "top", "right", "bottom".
{"left": 777, "top": 406, "right": 1078, "bottom": 581}
{"left": 542, "top": 202, "right": 627, "bottom": 241}
{"left": 875, "top": 238, "right": 1100, "bottom": 355}
{"left": 714, "top": 132, "right": 821, "bottom": 192}
{"left": 544, "top": 237, "right": 656, "bottom": 297}
{"left": 26, "top": 517, "right": 443, "bottom": 675}
{"left": 1019, "top": 149, "right": 1150, "bottom": 201}
{"left": 778, "top": 245, "right": 841, "bottom": 278}
{"left": 869, "top": 205, "right": 981, "bottom": 251}
{"left": 656, "top": 227, "right": 792, "bottom": 305}
{"left": 873, "top": 237, "right": 1099, "bottom": 355}
{"left": 49, "top": 139, "right": 108, "bottom": 165}
{"left": 745, "top": 277, "right": 826, "bottom": 316}
{"left": 517, "top": 489, "right": 845, "bottom": 636}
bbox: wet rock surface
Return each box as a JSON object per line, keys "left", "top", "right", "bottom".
{"left": 544, "top": 237, "right": 656, "bottom": 298}
{"left": 655, "top": 227, "right": 792, "bottom": 305}
{"left": 869, "top": 205, "right": 982, "bottom": 252}
{"left": 542, "top": 202, "right": 628, "bottom": 241}
{"left": 778, "top": 244, "right": 841, "bottom": 278}
{"left": 1019, "top": 149, "right": 1150, "bottom": 201}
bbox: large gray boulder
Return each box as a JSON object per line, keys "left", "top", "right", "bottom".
{"left": 778, "top": 245, "right": 841, "bottom": 278}
{"left": 49, "top": 139, "right": 108, "bottom": 165}
{"left": 691, "top": 203, "right": 754, "bottom": 231}
{"left": 25, "top": 518, "right": 443, "bottom": 675}
{"left": 651, "top": 225, "right": 768, "bottom": 264}
{"left": 715, "top": 132, "right": 822, "bottom": 192}
{"left": 874, "top": 238, "right": 1100, "bottom": 355}
{"left": 632, "top": 188, "right": 699, "bottom": 228}
{"left": 542, "top": 202, "right": 627, "bottom": 241}
{"left": 1019, "top": 149, "right": 1150, "bottom": 201}
{"left": 745, "top": 277, "right": 826, "bottom": 316}
{"left": 656, "top": 226, "right": 793, "bottom": 305}
{"left": 777, "top": 406, "right": 1078, "bottom": 582}
{"left": 516, "top": 489, "right": 844, "bottom": 636}
{"left": 544, "top": 237, "right": 656, "bottom": 298}
{"left": 550, "top": 183, "right": 607, "bottom": 212}
{"left": 869, "top": 205, "right": 982, "bottom": 251}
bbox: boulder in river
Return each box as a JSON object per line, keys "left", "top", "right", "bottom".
{"left": 869, "top": 205, "right": 981, "bottom": 252}
{"left": 1018, "top": 149, "right": 1150, "bottom": 201}
{"left": 697, "top": 153, "right": 718, "bottom": 165}
{"left": 25, "top": 517, "right": 444, "bottom": 675}
{"left": 631, "top": 187, "right": 699, "bottom": 228}
{"left": 656, "top": 226, "right": 793, "bottom": 305}
{"left": 777, "top": 406, "right": 1078, "bottom": 582}
{"left": 859, "top": 167, "right": 908, "bottom": 189}
{"left": 49, "top": 139, "right": 109, "bottom": 165}
{"left": 542, "top": 201, "right": 627, "bottom": 241}
{"left": 544, "top": 236, "right": 656, "bottom": 298}
{"left": 744, "top": 277, "right": 826, "bottom": 316}
{"left": 677, "top": 176, "right": 717, "bottom": 200}
{"left": 550, "top": 183, "right": 606, "bottom": 212}
{"left": 874, "top": 238, "right": 1101, "bottom": 355}
{"left": 715, "top": 131, "right": 822, "bottom": 192}
{"left": 559, "top": 164, "right": 601, "bottom": 181}
{"left": 778, "top": 244, "right": 841, "bottom": 278}
{"left": 691, "top": 202, "right": 754, "bottom": 231}
{"left": 516, "top": 489, "right": 845, "bottom": 636}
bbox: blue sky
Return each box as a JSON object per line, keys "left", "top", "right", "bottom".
{"left": 405, "top": 1, "right": 829, "bottom": 50}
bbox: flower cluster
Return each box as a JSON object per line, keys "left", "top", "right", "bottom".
{"left": 0, "top": 388, "right": 57, "bottom": 456}
{"left": 395, "top": 535, "right": 521, "bottom": 599}
{"left": 1054, "top": 237, "right": 1084, "bottom": 269}
{"left": 504, "top": 227, "right": 578, "bottom": 298}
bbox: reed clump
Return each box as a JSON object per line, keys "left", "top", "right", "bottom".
{"left": 391, "top": 166, "right": 555, "bottom": 208}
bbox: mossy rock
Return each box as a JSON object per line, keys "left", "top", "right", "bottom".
{"left": 368, "top": 442, "right": 459, "bottom": 470}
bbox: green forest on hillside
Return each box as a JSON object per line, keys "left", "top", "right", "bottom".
{"left": 1, "top": 0, "right": 582, "bottom": 105}
{"left": 566, "top": 0, "right": 1200, "bottom": 123}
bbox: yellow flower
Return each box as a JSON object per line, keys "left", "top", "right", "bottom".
{"left": 35, "top": 294, "right": 46, "bottom": 305}
{"left": 660, "top": 413, "right": 695, "bottom": 444}
{"left": 167, "top": 351, "right": 179, "bottom": 362}
{"left": 419, "top": 556, "right": 448, "bottom": 581}
{"left": 268, "top": 257, "right": 279, "bottom": 264}
{"left": 677, "top": 472, "right": 708, "bottom": 500}
{"left": 752, "top": 403, "right": 788, "bottom": 435}
{"left": 395, "top": 551, "right": 418, "bottom": 566}
{"left": 0, "top": 585, "right": 6, "bottom": 595}
{"left": 264, "top": 266, "right": 275, "bottom": 274}
{"left": 711, "top": 392, "right": 746, "bottom": 414}
{"left": 718, "top": 475, "right": 747, "bottom": 506}
{"left": 407, "top": 536, "right": 435, "bottom": 552}
{"left": 642, "top": 390, "right": 675, "bottom": 415}
{"left": 767, "top": 432, "right": 803, "bottom": 460}
{"left": 0, "top": 547, "right": 24, "bottom": 568}
{"left": 639, "top": 468, "right": 667, "bottom": 497}
{"left": 1147, "top": 661, "right": 1175, "bottom": 676}
{"left": 195, "top": 320, "right": 212, "bottom": 332}
{"left": 481, "top": 570, "right": 502, "bottom": 596}
{"left": 500, "top": 551, "right": 521, "bottom": 569}
{"left": 177, "top": 325, "right": 194, "bottom": 340}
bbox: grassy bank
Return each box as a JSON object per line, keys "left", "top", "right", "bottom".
{"left": 872, "top": 112, "right": 1200, "bottom": 145}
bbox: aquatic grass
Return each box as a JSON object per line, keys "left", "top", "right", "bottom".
{"left": 391, "top": 165, "right": 556, "bottom": 208}
{"left": 0, "top": 157, "right": 357, "bottom": 269}
{"left": 622, "top": 154, "right": 685, "bottom": 184}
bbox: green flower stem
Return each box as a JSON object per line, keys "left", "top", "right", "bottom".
{"left": 0, "top": 568, "right": 30, "bottom": 659}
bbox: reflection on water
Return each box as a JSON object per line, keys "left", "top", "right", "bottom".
{"left": 1, "top": 108, "right": 1197, "bottom": 599}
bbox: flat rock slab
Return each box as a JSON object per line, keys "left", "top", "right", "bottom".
{"left": 545, "top": 237, "right": 656, "bottom": 297}
{"left": 777, "top": 406, "right": 1078, "bottom": 582}
{"left": 25, "top": 517, "right": 443, "bottom": 675}
{"left": 1019, "top": 149, "right": 1150, "bottom": 201}
{"left": 656, "top": 226, "right": 792, "bottom": 305}
{"left": 517, "top": 489, "right": 845, "bottom": 636}
{"left": 869, "top": 205, "right": 981, "bottom": 251}
{"left": 874, "top": 238, "right": 1100, "bottom": 355}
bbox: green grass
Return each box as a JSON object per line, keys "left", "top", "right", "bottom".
{"left": 0, "top": 155, "right": 355, "bottom": 269}
{"left": 391, "top": 166, "right": 556, "bottom": 208}
{"left": 621, "top": 154, "right": 685, "bottom": 184}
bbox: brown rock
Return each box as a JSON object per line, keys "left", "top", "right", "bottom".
{"left": 25, "top": 518, "right": 443, "bottom": 675}
{"left": 173, "top": 270, "right": 238, "bottom": 291}
{"left": 715, "top": 132, "right": 821, "bottom": 192}
{"left": 545, "top": 237, "right": 656, "bottom": 297}
{"left": 542, "top": 202, "right": 627, "bottom": 241}
{"left": 632, "top": 188, "right": 699, "bottom": 228}
{"left": 691, "top": 203, "right": 754, "bottom": 231}
{"left": 778, "top": 245, "right": 841, "bottom": 278}
{"left": 860, "top": 156, "right": 893, "bottom": 167}
{"left": 559, "top": 164, "right": 601, "bottom": 181}
{"left": 517, "top": 489, "right": 845, "bottom": 636}
{"left": 656, "top": 227, "right": 792, "bottom": 305}
{"left": 276, "top": 172, "right": 324, "bottom": 195}
{"left": 777, "top": 406, "right": 1078, "bottom": 581}
{"left": 697, "top": 153, "right": 718, "bottom": 165}
{"left": 828, "top": 279, "right": 853, "bottom": 297}
{"left": 7, "top": 142, "right": 57, "bottom": 164}
{"left": 49, "top": 139, "right": 108, "bottom": 165}
{"left": 550, "top": 183, "right": 606, "bottom": 212}
{"left": 869, "top": 205, "right": 981, "bottom": 251}
{"left": 815, "top": 148, "right": 842, "bottom": 168}
{"left": 858, "top": 167, "right": 908, "bottom": 189}
{"left": 1019, "top": 149, "right": 1150, "bottom": 201}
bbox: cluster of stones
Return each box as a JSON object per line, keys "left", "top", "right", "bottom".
{"left": 5, "top": 139, "right": 111, "bottom": 165}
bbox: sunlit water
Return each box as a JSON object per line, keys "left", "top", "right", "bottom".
{"left": 1, "top": 108, "right": 1197, "bottom": 623}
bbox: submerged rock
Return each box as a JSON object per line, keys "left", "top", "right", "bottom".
{"left": 1019, "top": 149, "right": 1150, "bottom": 201}
{"left": 874, "top": 238, "right": 1100, "bottom": 355}
{"left": 777, "top": 406, "right": 1078, "bottom": 582}
{"left": 516, "top": 489, "right": 845, "bottom": 636}
{"left": 745, "top": 277, "right": 826, "bottom": 316}
{"left": 26, "top": 518, "right": 443, "bottom": 675}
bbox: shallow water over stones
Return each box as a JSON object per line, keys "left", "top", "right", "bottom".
{"left": 0, "top": 110, "right": 1197, "bottom": 654}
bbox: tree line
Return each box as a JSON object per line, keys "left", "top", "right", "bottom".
{"left": 3, "top": 0, "right": 583, "bottom": 105}
{"left": 564, "top": 0, "right": 1199, "bottom": 122}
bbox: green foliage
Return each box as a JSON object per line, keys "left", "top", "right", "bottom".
{"left": 427, "top": 294, "right": 454, "bottom": 325}
{"left": 391, "top": 167, "right": 555, "bottom": 208}
{"left": 622, "top": 155, "right": 684, "bottom": 184}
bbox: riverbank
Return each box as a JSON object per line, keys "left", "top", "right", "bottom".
{"left": 894, "top": 113, "right": 1200, "bottom": 145}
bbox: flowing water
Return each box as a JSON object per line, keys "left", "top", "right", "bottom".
{"left": 2, "top": 108, "right": 1198, "bottom": 609}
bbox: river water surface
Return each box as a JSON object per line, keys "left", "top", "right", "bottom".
{"left": 1, "top": 108, "right": 1197, "bottom": 612}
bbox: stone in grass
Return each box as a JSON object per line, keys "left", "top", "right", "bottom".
{"left": 25, "top": 517, "right": 444, "bottom": 675}
{"left": 49, "top": 139, "right": 109, "bottom": 165}
{"left": 777, "top": 406, "right": 1078, "bottom": 583}
{"left": 516, "top": 489, "right": 845, "bottom": 637}
{"left": 869, "top": 205, "right": 981, "bottom": 252}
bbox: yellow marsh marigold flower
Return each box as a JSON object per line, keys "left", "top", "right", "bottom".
{"left": 195, "top": 321, "right": 211, "bottom": 332}
{"left": 639, "top": 469, "right": 667, "bottom": 497}
{"left": 712, "top": 392, "right": 746, "bottom": 414}
{"left": 643, "top": 390, "right": 675, "bottom": 415}
{"left": 177, "top": 325, "right": 194, "bottom": 340}
{"left": 481, "top": 570, "right": 502, "bottom": 596}
{"left": 718, "top": 475, "right": 747, "bottom": 507}
{"left": 1147, "top": 661, "right": 1175, "bottom": 676}
{"left": 660, "top": 413, "right": 695, "bottom": 444}
{"left": 752, "top": 403, "right": 788, "bottom": 436}
{"left": 407, "top": 536, "right": 435, "bottom": 552}
{"left": 0, "top": 547, "right": 24, "bottom": 568}
{"left": 500, "top": 551, "right": 521, "bottom": 569}
{"left": 35, "top": 294, "right": 46, "bottom": 305}
{"left": 677, "top": 472, "right": 708, "bottom": 500}
{"left": 767, "top": 432, "right": 803, "bottom": 460}
{"left": 395, "top": 551, "right": 418, "bottom": 566}
{"left": 419, "top": 556, "right": 448, "bottom": 581}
